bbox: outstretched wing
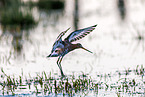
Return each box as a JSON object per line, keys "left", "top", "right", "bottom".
{"left": 65, "top": 25, "right": 97, "bottom": 42}
{"left": 51, "top": 27, "right": 70, "bottom": 53}
{"left": 55, "top": 27, "right": 70, "bottom": 41}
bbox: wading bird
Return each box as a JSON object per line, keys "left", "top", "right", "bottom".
{"left": 47, "top": 25, "right": 97, "bottom": 76}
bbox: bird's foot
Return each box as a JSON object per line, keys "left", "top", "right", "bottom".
{"left": 60, "top": 72, "right": 66, "bottom": 79}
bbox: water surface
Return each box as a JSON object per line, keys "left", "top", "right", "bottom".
{"left": 0, "top": 0, "right": 145, "bottom": 96}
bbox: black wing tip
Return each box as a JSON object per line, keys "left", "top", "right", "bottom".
{"left": 66, "top": 27, "right": 71, "bottom": 31}
{"left": 92, "top": 24, "right": 97, "bottom": 27}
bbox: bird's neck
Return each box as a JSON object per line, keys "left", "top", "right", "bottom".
{"left": 70, "top": 44, "right": 81, "bottom": 50}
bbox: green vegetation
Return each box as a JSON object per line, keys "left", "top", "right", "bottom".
{"left": 0, "top": 0, "right": 37, "bottom": 30}
{"left": 24, "top": 0, "right": 65, "bottom": 10}
{"left": 37, "top": 0, "right": 64, "bottom": 10}
{"left": 0, "top": 65, "right": 144, "bottom": 96}
{"left": 1, "top": 9, "right": 37, "bottom": 30}
{"left": 0, "top": 0, "right": 65, "bottom": 30}
{"left": 0, "top": 0, "right": 22, "bottom": 7}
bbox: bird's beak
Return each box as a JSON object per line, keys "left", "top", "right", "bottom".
{"left": 47, "top": 54, "right": 51, "bottom": 58}
{"left": 81, "top": 47, "right": 93, "bottom": 54}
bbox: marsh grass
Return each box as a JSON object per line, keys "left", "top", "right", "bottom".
{"left": 0, "top": 65, "right": 144, "bottom": 96}
{"left": 0, "top": 0, "right": 38, "bottom": 54}
{"left": 0, "top": 0, "right": 37, "bottom": 31}
{"left": 1, "top": 9, "right": 37, "bottom": 30}
{"left": 0, "top": 0, "right": 22, "bottom": 7}
{"left": 37, "top": 0, "right": 64, "bottom": 10}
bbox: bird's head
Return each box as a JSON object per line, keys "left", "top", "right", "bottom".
{"left": 47, "top": 40, "right": 64, "bottom": 58}
{"left": 47, "top": 47, "right": 62, "bottom": 57}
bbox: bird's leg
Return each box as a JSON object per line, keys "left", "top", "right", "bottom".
{"left": 57, "top": 56, "right": 65, "bottom": 77}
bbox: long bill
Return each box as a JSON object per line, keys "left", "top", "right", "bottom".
{"left": 81, "top": 47, "right": 93, "bottom": 53}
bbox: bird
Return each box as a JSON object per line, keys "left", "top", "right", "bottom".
{"left": 47, "top": 25, "right": 97, "bottom": 76}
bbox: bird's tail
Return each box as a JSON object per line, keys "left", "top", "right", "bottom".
{"left": 81, "top": 47, "right": 93, "bottom": 53}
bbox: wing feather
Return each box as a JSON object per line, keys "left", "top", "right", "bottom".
{"left": 65, "top": 25, "right": 97, "bottom": 42}
{"left": 56, "top": 27, "right": 70, "bottom": 41}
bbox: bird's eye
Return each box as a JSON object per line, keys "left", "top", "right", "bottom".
{"left": 55, "top": 50, "right": 58, "bottom": 52}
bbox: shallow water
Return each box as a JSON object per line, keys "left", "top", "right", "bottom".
{"left": 0, "top": 66, "right": 144, "bottom": 96}
{"left": 0, "top": 0, "right": 145, "bottom": 96}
